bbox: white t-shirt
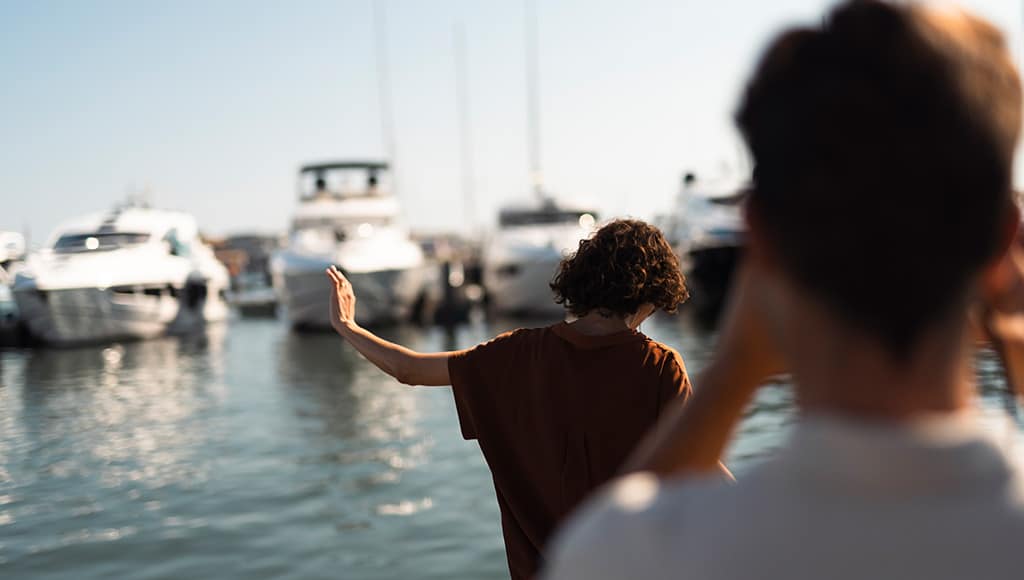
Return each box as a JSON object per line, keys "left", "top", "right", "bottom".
{"left": 545, "top": 413, "right": 1024, "bottom": 580}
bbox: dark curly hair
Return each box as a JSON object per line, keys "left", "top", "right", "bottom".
{"left": 550, "top": 219, "right": 688, "bottom": 317}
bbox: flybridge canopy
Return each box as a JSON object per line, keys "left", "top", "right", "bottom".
{"left": 297, "top": 160, "right": 392, "bottom": 201}
{"left": 300, "top": 161, "right": 389, "bottom": 173}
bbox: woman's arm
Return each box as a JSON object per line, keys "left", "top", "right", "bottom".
{"left": 327, "top": 267, "right": 464, "bottom": 386}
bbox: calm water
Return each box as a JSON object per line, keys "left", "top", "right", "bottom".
{"left": 0, "top": 314, "right": 1020, "bottom": 579}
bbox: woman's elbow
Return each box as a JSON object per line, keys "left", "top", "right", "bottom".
{"left": 391, "top": 361, "right": 420, "bottom": 386}
{"left": 391, "top": 355, "right": 447, "bottom": 387}
{"left": 395, "top": 373, "right": 420, "bottom": 386}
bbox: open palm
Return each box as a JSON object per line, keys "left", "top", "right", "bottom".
{"left": 326, "top": 266, "right": 357, "bottom": 330}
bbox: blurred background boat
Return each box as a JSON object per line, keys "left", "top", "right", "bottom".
{"left": 0, "top": 230, "right": 26, "bottom": 271}
{"left": 228, "top": 271, "right": 280, "bottom": 318}
{"left": 0, "top": 231, "right": 27, "bottom": 345}
{"left": 479, "top": 0, "right": 600, "bottom": 318}
{"left": 12, "top": 202, "right": 230, "bottom": 345}
{"left": 482, "top": 198, "right": 596, "bottom": 316}
{"left": 212, "top": 233, "right": 283, "bottom": 318}
{"left": 661, "top": 172, "right": 746, "bottom": 325}
{"left": 271, "top": 161, "right": 435, "bottom": 329}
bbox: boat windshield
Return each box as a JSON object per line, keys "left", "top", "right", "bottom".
{"left": 499, "top": 210, "right": 597, "bottom": 227}
{"left": 53, "top": 232, "right": 150, "bottom": 253}
{"left": 299, "top": 167, "right": 392, "bottom": 200}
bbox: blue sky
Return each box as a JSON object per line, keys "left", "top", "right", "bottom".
{"left": 2, "top": 0, "right": 1021, "bottom": 241}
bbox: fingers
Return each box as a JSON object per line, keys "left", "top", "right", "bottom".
{"left": 325, "top": 266, "right": 351, "bottom": 289}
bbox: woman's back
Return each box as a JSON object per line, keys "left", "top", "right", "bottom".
{"left": 448, "top": 321, "right": 690, "bottom": 579}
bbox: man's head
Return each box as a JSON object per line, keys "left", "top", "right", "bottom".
{"left": 737, "top": 0, "right": 1022, "bottom": 359}
{"left": 551, "top": 219, "right": 688, "bottom": 319}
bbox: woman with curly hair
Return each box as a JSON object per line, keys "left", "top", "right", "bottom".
{"left": 325, "top": 218, "right": 694, "bottom": 580}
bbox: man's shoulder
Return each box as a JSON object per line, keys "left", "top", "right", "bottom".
{"left": 545, "top": 472, "right": 728, "bottom": 580}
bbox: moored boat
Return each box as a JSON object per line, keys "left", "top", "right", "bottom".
{"left": 482, "top": 198, "right": 597, "bottom": 317}
{"left": 12, "top": 204, "right": 229, "bottom": 345}
{"left": 271, "top": 161, "right": 433, "bottom": 329}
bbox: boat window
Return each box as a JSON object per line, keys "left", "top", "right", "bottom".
{"left": 53, "top": 232, "right": 150, "bottom": 253}
{"left": 298, "top": 169, "right": 393, "bottom": 200}
{"left": 164, "top": 229, "right": 190, "bottom": 257}
{"left": 499, "top": 210, "right": 598, "bottom": 227}
{"left": 708, "top": 191, "right": 747, "bottom": 206}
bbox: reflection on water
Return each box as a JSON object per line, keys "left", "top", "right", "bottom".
{"left": 0, "top": 314, "right": 1020, "bottom": 579}
{"left": 0, "top": 325, "right": 230, "bottom": 575}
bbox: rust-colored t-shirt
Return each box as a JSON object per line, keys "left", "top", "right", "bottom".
{"left": 448, "top": 321, "right": 691, "bottom": 580}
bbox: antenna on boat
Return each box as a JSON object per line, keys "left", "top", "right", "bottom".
{"left": 524, "top": 0, "right": 544, "bottom": 199}
{"left": 454, "top": 22, "right": 477, "bottom": 233}
{"left": 373, "top": 0, "right": 399, "bottom": 195}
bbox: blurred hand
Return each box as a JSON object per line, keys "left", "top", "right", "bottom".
{"left": 981, "top": 241, "right": 1024, "bottom": 397}
{"left": 327, "top": 266, "right": 357, "bottom": 332}
{"left": 623, "top": 256, "right": 787, "bottom": 475}
{"left": 710, "top": 258, "right": 787, "bottom": 386}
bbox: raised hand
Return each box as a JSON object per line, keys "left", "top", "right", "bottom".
{"left": 326, "top": 266, "right": 357, "bottom": 331}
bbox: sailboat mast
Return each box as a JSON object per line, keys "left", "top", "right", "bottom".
{"left": 524, "top": 0, "right": 543, "bottom": 199}
{"left": 373, "top": 1, "right": 399, "bottom": 194}
{"left": 454, "top": 23, "right": 477, "bottom": 232}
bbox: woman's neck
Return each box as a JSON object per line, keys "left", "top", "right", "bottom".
{"left": 568, "top": 311, "right": 632, "bottom": 336}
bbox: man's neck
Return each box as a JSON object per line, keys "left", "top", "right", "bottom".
{"left": 788, "top": 312, "right": 975, "bottom": 420}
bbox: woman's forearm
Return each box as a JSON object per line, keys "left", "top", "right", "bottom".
{"left": 334, "top": 321, "right": 457, "bottom": 386}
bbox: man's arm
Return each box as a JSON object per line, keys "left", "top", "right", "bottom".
{"left": 631, "top": 352, "right": 737, "bottom": 481}
{"left": 624, "top": 260, "right": 785, "bottom": 476}
{"left": 327, "top": 267, "right": 463, "bottom": 386}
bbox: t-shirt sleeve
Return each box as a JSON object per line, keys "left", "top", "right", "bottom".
{"left": 447, "top": 330, "right": 519, "bottom": 440}
{"left": 657, "top": 348, "right": 691, "bottom": 415}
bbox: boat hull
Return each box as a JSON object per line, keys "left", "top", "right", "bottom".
{"left": 685, "top": 244, "right": 742, "bottom": 327}
{"left": 275, "top": 260, "right": 428, "bottom": 329}
{"left": 483, "top": 255, "right": 566, "bottom": 317}
{"left": 13, "top": 284, "right": 228, "bottom": 345}
{"left": 228, "top": 287, "right": 279, "bottom": 318}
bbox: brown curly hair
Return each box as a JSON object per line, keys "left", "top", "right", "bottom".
{"left": 550, "top": 219, "right": 688, "bottom": 317}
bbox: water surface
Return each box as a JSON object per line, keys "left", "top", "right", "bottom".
{"left": 0, "top": 314, "right": 1019, "bottom": 579}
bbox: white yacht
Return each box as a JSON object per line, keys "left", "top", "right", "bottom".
{"left": 12, "top": 204, "right": 230, "bottom": 345}
{"left": 271, "top": 161, "right": 431, "bottom": 329}
{"left": 482, "top": 198, "right": 597, "bottom": 316}
{"left": 664, "top": 173, "right": 746, "bottom": 259}
{"left": 661, "top": 173, "right": 747, "bottom": 324}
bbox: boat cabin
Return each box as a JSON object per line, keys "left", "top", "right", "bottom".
{"left": 298, "top": 161, "right": 391, "bottom": 201}
{"left": 46, "top": 206, "right": 201, "bottom": 258}
{"left": 498, "top": 199, "right": 597, "bottom": 229}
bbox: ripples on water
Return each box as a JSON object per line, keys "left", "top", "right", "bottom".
{"left": 0, "top": 314, "right": 1020, "bottom": 579}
